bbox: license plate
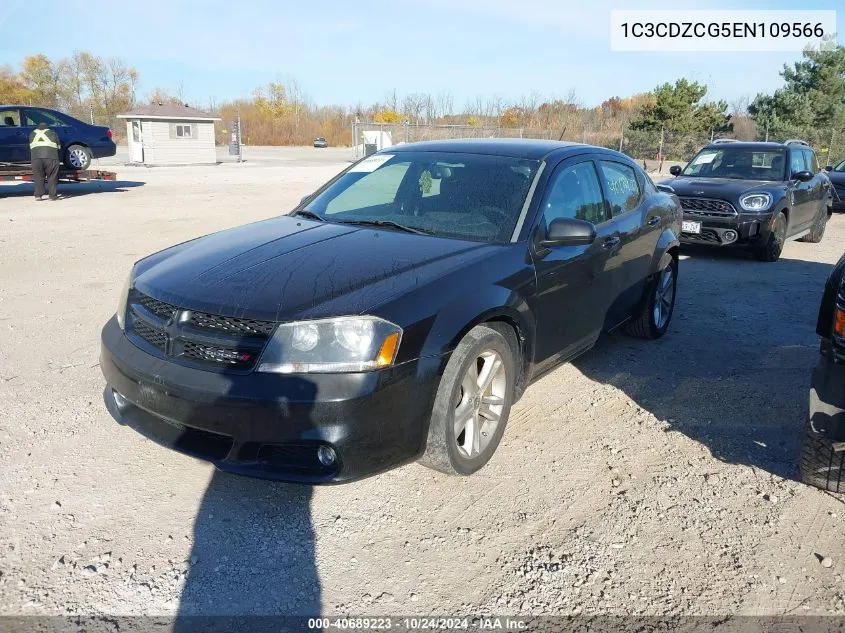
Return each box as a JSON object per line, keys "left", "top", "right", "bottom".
{"left": 682, "top": 220, "right": 702, "bottom": 234}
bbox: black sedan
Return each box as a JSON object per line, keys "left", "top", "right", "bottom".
{"left": 666, "top": 140, "right": 831, "bottom": 262}
{"left": 803, "top": 250, "right": 845, "bottom": 492}
{"left": 99, "top": 139, "right": 682, "bottom": 484}
{"left": 825, "top": 158, "right": 845, "bottom": 211}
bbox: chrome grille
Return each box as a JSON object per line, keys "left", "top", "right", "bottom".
{"left": 679, "top": 197, "right": 738, "bottom": 217}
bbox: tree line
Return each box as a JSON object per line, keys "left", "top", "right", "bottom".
{"left": 1, "top": 45, "right": 843, "bottom": 160}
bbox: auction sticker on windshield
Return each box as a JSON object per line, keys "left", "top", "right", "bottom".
{"left": 693, "top": 152, "right": 717, "bottom": 164}
{"left": 349, "top": 154, "right": 394, "bottom": 172}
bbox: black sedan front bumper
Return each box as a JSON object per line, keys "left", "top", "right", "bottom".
{"left": 100, "top": 317, "right": 443, "bottom": 484}
{"left": 679, "top": 211, "right": 773, "bottom": 247}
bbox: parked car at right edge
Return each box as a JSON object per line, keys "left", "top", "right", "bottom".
{"left": 665, "top": 139, "right": 832, "bottom": 262}
{"left": 802, "top": 251, "right": 845, "bottom": 493}
{"left": 824, "top": 157, "right": 845, "bottom": 211}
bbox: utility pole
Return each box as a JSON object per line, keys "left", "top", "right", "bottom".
{"left": 237, "top": 110, "right": 243, "bottom": 163}
{"left": 89, "top": 104, "right": 94, "bottom": 124}
{"left": 658, "top": 125, "right": 665, "bottom": 162}
{"left": 765, "top": 121, "right": 769, "bottom": 142}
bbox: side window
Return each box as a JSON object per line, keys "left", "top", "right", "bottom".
{"left": 324, "top": 162, "right": 411, "bottom": 214}
{"left": 599, "top": 160, "right": 641, "bottom": 215}
{"left": 789, "top": 150, "right": 807, "bottom": 175}
{"left": 802, "top": 149, "right": 819, "bottom": 173}
{"left": 23, "top": 108, "right": 68, "bottom": 127}
{"left": 541, "top": 161, "right": 608, "bottom": 226}
{"left": 0, "top": 109, "right": 21, "bottom": 127}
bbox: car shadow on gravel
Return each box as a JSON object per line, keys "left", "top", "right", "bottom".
{"left": 573, "top": 249, "right": 835, "bottom": 483}
{"left": 163, "top": 380, "right": 321, "bottom": 628}
{"left": 0, "top": 180, "right": 145, "bottom": 198}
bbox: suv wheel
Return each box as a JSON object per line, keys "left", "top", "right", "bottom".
{"left": 64, "top": 145, "right": 92, "bottom": 170}
{"left": 625, "top": 252, "right": 677, "bottom": 340}
{"left": 799, "top": 205, "right": 828, "bottom": 244}
{"left": 756, "top": 211, "right": 787, "bottom": 262}
{"left": 419, "top": 323, "right": 516, "bottom": 476}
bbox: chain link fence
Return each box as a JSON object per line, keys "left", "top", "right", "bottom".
{"left": 351, "top": 121, "right": 845, "bottom": 172}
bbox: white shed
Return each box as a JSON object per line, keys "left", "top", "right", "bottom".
{"left": 117, "top": 104, "right": 221, "bottom": 166}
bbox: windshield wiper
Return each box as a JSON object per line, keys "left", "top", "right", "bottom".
{"left": 334, "top": 219, "right": 433, "bottom": 235}
{"left": 293, "top": 209, "right": 324, "bottom": 222}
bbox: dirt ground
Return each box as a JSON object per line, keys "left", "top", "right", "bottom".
{"left": 0, "top": 146, "right": 843, "bottom": 620}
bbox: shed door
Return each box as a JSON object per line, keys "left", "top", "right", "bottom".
{"left": 130, "top": 120, "right": 144, "bottom": 163}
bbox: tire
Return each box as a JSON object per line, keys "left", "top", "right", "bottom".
{"left": 755, "top": 211, "right": 787, "bottom": 262}
{"left": 624, "top": 252, "right": 677, "bottom": 340}
{"left": 64, "top": 144, "right": 92, "bottom": 170}
{"left": 799, "top": 205, "right": 828, "bottom": 243}
{"left": 799, "top": 413, "right": 844, "bottom": 494}
{"left": 418, "top": 323, "right": 517, "bottom": 476}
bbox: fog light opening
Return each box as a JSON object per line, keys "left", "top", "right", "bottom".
{"left": 722, "top": 230, "right": 738, "bottom": 244}
{"left": 112, "top": 389, "right": 128, "bottom": 409}
{"left": 317, "top": 445, "right": 337, "bottom": 466}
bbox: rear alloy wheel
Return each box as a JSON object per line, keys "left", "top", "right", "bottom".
{"left": 64, "top": 144, "right": 92, "bottom": 170}
{"left": 625, "top": 253, "right": 677, "bottom": 340}
{"left": 756, "top": 211, "right": 787, "bottom": 262}
{"left": 799, "top": 205, "right": 828, "bottom": 244}
{"left": 419, "top": 323, "right": 516, "bottom": 476}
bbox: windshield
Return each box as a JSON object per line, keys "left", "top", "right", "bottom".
{"left": 299, "top": 151, "right": 540, "bottom": 243}
{"left": 681, "top": 148, "right": 786, "bottom": 181}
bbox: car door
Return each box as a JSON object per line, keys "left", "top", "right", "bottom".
{"left": 21, "top": 107, "right": 71, "bottom": 157}
{"left": 0, "top": 108, "right": 26, "bottom": 162}
{"left": 802, "top": 148, "right": 827, "bottom": 218}
{"left": 788, "top": 148, "right": 814, "bottom": 231}
{"left": 529, "top": 156, "right": 623, "bottom": 370}
{"left": 595, "top": 158, "right": 661, "bottom": 325}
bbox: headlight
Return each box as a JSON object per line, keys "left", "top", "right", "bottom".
{"left": 739, "top": 193, "right": 772, "bottom": 211}
{"left": 257, "top": 316, "right": 402, "bottom": 374}
{"left": 115, "top": 268, "right": 134, "bottom": 331}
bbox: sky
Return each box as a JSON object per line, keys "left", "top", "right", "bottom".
{"left": 0, "top": 0, "right": 842, "bottom": 111}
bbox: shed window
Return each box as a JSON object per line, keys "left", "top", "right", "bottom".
{"left": 175, "top": 124, "right": 193, "bottom": 138}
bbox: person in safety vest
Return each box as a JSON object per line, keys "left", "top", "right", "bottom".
{"left": 29, "top": 122, "right": 62, "bottom": 201}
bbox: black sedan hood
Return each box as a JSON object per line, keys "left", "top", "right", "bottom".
{"left": 133, "top": 216, "right": 496, "bottom": 322}
{"left": 664, "top": 177, "right": 786, "bottom": 198}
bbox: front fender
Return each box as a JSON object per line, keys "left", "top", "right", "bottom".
{"left": 423, "top": 286, "right": 537, "bottom": 400}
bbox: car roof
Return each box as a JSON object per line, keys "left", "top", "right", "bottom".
{"left": 384, "top": 138, "right": 596, "bottom": 160}
{"left": 700, "top": 141, "right": 801, "bottom": 151}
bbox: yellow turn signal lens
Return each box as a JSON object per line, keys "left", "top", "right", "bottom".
{"left": 375, "top": 332, "right": 400, "bottom": 367}
{"left": 834, "top": 308, "right": 845, "bottom": 337}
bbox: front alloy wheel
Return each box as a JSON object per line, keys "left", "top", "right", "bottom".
{"left": 419, "top": 323, "right": 516, "bottom": 475}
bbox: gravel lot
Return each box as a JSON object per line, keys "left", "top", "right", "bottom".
{"left": 1, "top": 146, "right": 843, "bottom": 620}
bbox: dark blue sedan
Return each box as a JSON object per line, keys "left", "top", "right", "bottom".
{"left": 0, "top": 105, "right": 116, "bottom": 170}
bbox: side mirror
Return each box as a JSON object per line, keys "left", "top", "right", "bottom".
{"left": 793, "top": 170, "right": 813, "bottom": 182}
{"left": 540, "top": 217, "right": 596, "bottom": 248}
{"left": 825, "top": 165, "right": 833, "bottom": 172}
{"left": 669, "top": 165, "right": 682, "bottom": 176}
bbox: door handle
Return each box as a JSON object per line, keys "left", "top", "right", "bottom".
{"left": 647, "top": 215, "right": 661, "bottom": 226}
{"left": 603, "top": 236, "right": 621, "bottom": 249}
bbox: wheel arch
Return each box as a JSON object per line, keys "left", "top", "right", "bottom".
{"left": 439, "top": 305, "right": 535, "bottom": 404}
